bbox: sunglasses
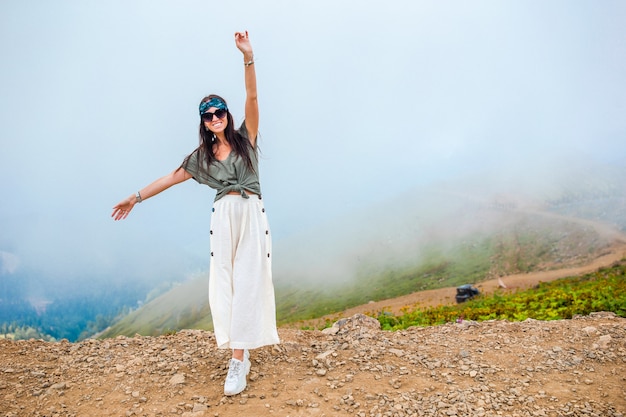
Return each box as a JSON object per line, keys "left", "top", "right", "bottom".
{"left": 201, "top": 109, "right": 228, "bottom": 121}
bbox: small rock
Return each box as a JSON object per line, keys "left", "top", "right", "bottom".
{"left": 388, "top": 348, "right": 405, "bottom": 357}
{"left": 315, "top": 350, "right": 335, "bottom": 361}
{"left": 50, "top": 382, "right": 67, "bottom": 390}
{"left": 597, "top": 335, "right": 611, "bottom": 348}
{"left": 169, "top": 373, "right": 185, "bottom": 385}
{"left": 321, "top": 326, "right": 339, "bottom": 335}
{"left": 192, "top": 403, "right": 208, "bottom": 412}
{"left": 581, "top": 326, "right": 597, "bottom": 335}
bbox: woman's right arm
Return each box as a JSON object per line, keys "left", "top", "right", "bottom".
{"left": 111, "top": 167, "right": 192, "bottom": 221}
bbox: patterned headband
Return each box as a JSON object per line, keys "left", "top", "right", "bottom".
{"left": 199, "top": 97, "right": 228, "bottom": 116}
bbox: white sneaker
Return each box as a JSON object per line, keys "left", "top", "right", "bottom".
{"left": 224, "top": 356, "right": 251, "bottom": 396}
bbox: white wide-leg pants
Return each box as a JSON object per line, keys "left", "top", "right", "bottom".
{"left": 208, "top": 194, "right": 280, "bottom": 350}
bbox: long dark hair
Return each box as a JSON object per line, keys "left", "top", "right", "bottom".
{"left": 197, "top": 94, "right": 256, "bottom": 172}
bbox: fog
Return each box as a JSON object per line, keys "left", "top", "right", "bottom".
{"left": 272, "top": 154, "right": 626, "bottom": 288}
{"left": 1, "top": 1, "right": 625, "bottom": 301}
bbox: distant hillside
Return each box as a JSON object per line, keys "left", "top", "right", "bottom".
{"left": 98, "top": 184, "right": 625, "bottom": 338}
{"left": 98, "top": 275, "right": 212, "bottom": 338}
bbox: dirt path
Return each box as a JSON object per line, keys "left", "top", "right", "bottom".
{"left": 303, "top": 217, "right": 626, "bottom": 324}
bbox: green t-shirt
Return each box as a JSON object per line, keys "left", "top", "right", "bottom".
{"left": 181, "top": 121, "right": 261, "bottom": 201}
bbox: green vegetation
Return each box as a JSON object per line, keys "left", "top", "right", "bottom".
{"left": 0, "top": 324, "right": 56, "bottom": 342}
{"left": 373, "top": 260, "right": 626, "bottom": 331}
{"left": 275, "top": 218, "right": 599, "bottom": 326}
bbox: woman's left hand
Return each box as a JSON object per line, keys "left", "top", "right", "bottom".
{"left": 235, "top": 31, "right": 253, "bottom": 58}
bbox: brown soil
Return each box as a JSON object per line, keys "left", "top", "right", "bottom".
{"left": 1, "top": 312, "right": 625, "bottom": 417}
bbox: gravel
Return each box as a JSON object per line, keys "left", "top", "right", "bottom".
{"left": 0, "top": 312, "right": 624, "bottom": 417}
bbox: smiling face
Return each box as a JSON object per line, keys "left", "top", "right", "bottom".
{"left": 202, "top": 107, "right": 229, "bottom": 134}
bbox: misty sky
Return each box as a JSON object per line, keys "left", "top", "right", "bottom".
{"left": 1, "top": 1, "right": 625, "bottom": 289}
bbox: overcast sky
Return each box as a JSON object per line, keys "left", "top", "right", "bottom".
{"left": 1, "top": 1, "right": 625, "bottom": 289}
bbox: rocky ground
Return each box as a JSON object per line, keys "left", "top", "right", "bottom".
{"left": 2, "top": 226, "right": 626, "bottom": 417}
{"left": 1, "top": 311, "right": 624, "bottom": 417}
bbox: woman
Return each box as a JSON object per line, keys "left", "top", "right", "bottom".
{"left": 112, "top": 31, "right": 280, "bottom": 396}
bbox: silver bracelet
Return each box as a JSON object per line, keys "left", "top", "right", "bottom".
{"left": 244, "top": 57, "right": 254, "bottom": 67}
{"left": 136, "top": 191, "right": 143, "bottom": 203}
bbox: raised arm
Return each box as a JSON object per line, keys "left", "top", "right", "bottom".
{"left": 235, "top": 31, "right": 258, "bottom": 146}
{"left": 111, "top": 167, "right": 192, "bottom": 221}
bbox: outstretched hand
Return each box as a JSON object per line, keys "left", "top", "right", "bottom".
{"left": 235, "top": 31, "right": 253, "bottom": 57}
{"left": 111, "top": 195, "right": 136, "bottom": 221}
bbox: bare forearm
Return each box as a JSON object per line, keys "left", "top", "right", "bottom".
{"left": 243, "top": 53, "right": 259, "bottom": 140}
{"left": 235, "top": 31, "right": 259, "bottom": 141}
{"left": 243, "top": 51, "right": 257, "bottom": 101}
{"left": 112, "top": 168, "right": 191, "bottom": 221}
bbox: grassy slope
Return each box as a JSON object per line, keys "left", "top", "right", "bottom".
{"left": 98, "top": 277, "right": 212, "bottom": 338}
{"left": 98, "top": 210, "right": 608, "bottom": 338}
